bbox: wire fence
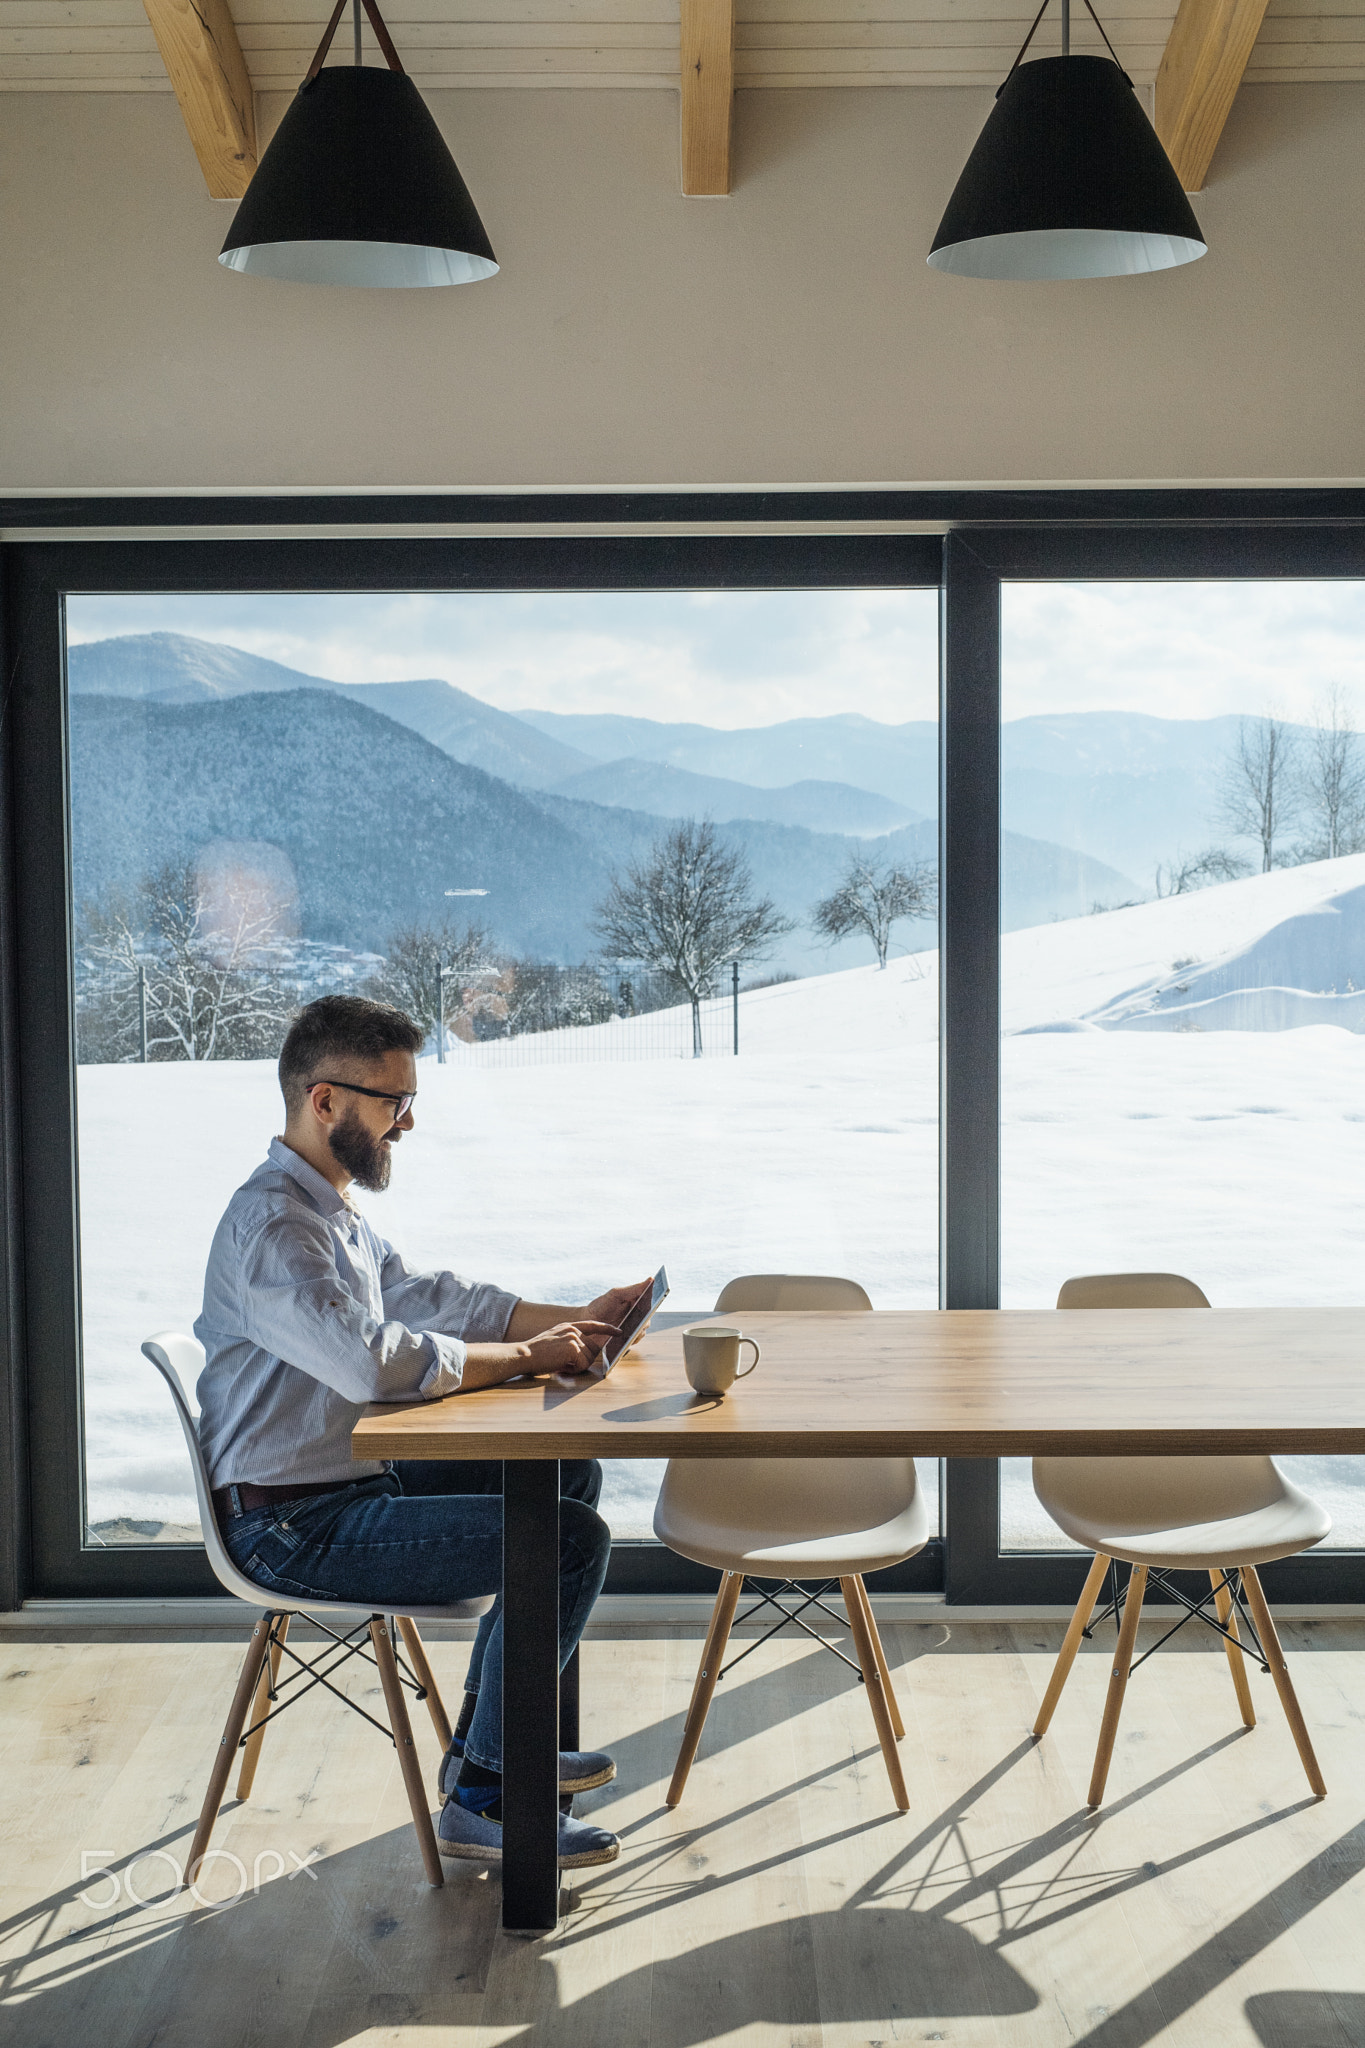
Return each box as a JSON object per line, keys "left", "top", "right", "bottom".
{"left": 73, "top": 958, "right": 747, "bottom": 1067}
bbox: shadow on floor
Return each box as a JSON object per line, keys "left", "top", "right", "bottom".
{"left": 1246, "top": 1992, "right": 1365, "bottom": 2048}
{"left": 0, "top": 1819, "right": 1037, "bottom": 2047}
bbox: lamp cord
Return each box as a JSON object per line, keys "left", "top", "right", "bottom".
{"left": 998, "top": 0, "right": 1131, "bottom": 94}
{"left": 303, "top": 0, "right": 404, "bottom": 83}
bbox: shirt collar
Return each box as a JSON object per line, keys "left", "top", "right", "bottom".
{"left": 268, "top": 1137, "right": 355, "bottom": 1219}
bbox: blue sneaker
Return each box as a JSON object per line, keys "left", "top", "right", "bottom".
{"left": 437, "top": 1798, "right": 620, "bottom": 1868}
{"left": 438, "top": 1742, "right": 616, "bottom": 1800}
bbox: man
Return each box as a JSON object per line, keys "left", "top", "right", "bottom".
{"left": 196, "top": 993, "right": 648, "bottom": 1869}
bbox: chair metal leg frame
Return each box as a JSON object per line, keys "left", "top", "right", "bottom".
{"left": 183, "top": 1608, "right": 446, "bottom": 1892}
{"left": 1035, "top": 1558, "right": 1327, "bottom": 1807}
{"left": 717, "top": 1578, "right": 865, "bottom": 1683}
{"left": 667, "top": 1572, "right": 909, "bottom": 1813}
{"left": 1085, "top": 1563, "right": 1271, "bottom": 1679}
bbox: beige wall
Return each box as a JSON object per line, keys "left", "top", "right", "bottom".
{"left": 2, "top": 79, "right": 1364, "bottom": 491}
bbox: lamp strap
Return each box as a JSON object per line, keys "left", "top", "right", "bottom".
{"left": 1078, "top": 0, "right": 1131, "bottom": 80}
{"left": 304, "top": 0, "right": 404, "bottom": 82}
{"left": 997, "top": 0, "right": 1131, "bottom": 93}
{"left": 999, "top": 0, "right": 1053, "bottom": 91}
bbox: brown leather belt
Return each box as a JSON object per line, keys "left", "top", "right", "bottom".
{"left": 212, "top": 1477, "right": 358, "bottom": 1519}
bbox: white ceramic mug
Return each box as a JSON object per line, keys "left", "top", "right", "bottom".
{"left": 682, "top": 1324, "right": 761, "bottom": 1397}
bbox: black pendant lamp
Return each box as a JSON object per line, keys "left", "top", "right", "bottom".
{"left": 928, "top": 0, "right": 1205, "bottom": 280}
{"left": 220, "top": 0, "right": 497, "bottom": 288}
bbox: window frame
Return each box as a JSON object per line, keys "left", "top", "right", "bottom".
{"left": 1, "top": 523, "right": 944, "bottom": 1600}
{"left": 940, "top": 520, "right": 1365, "bottom": 1604}
{"left": 3, "top": 492, "right": 1365, "bottom": 1608}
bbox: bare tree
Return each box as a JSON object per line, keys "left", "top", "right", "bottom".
{"left": 592, "top": 819, "right": 793, "bottom": 1057}
{"left": 1298, "top": 684, "right": 1365, "bottom": 861}
{"left": 366, "top": 918, "right": 494, "bottom": 1043}
{"left": 1218, "top": 716, "right": 1299, "bottom": 873}
{"left": 1154, "top": 846, "right": 1253, "bottom": 897}
{"left": 78, "top": 858, "right": 291, "bottom": 1061}
{"left": 810, "top": 853, "right": 937, "bottom": 968}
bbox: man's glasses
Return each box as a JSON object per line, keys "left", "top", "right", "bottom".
{"left": 307, "top": 1080, "right": 416, "bottom": 1120}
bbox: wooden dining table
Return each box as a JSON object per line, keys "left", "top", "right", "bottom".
{"left": 352, "top": 1305, "right": 1365, "bottom": 1930}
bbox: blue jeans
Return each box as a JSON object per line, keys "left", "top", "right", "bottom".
{"left": 221, "top": 1459, "right": 609, "bottom": 1774}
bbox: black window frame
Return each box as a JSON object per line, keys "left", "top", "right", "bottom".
{"left": 3, "top": 488, "right": 1365, "bottom": 1609}
{"left": 942, "top": 518, "right": 1365, "bottom": 1606}
{"left": 0, "top": 519, "right": 944, "bottom": 1601}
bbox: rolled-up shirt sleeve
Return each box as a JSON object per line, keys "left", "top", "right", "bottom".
{"left": 380, "top": 1246, "right": 519, "bottom": 1353}
{"left": 236, "top": 1212, "right": 471, "bottom": 1405}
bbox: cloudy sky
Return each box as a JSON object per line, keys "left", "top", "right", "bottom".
{"left": 67, "top": 580, "right": 1365, "bottom": 729}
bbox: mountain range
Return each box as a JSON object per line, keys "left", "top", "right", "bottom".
{"left": 68, "top": 641, "right": 1135, "bottom": 969}
{"left": 70, "top": 632, "right": 1299, "bottom": 889}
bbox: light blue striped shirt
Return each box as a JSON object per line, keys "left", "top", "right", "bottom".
{"left": 195, "top": 1138, "right": 519, "bottom": 1488}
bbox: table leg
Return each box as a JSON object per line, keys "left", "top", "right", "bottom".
{"left": 559, "top": 1642, "right": 581, "bottom": 1753}
{"left": 501, "top": 1458, "right": 561, "bottom": 1931}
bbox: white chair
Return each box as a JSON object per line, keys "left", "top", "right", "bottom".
{"left": 653, "top": 1276, "right": 928, "bottom": 1812}
{"left": 144, "top": 1332, "right": 493, "bottom": 1889}
{"left": 1030, "top": 1275, "right": 1331, "bottom": 1807}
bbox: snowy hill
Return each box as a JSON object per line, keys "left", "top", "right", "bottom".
{"left": 1088, "top": 873, "right": 1365, "bottom": 1033}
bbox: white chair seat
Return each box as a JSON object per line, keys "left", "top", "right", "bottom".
{"left": 1033, "top": 1454, "right": 1332, "bottom": 1571}
{"left": 655, "top": 1455, "right": 928, "bottom": 1576}
{"left": 143, "top": 1332, "right": 492, "bottom": 1621}
{"left": 655, "top": 1276, "right": 924, "bottom": 1816}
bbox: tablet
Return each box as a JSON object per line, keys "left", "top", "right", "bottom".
{"left": 592, "top": 1266, "right": 669, "bottom": 1376}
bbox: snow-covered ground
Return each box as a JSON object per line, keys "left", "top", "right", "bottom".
{"left": 78, "top": 855, "right": 1365, "bottom": 1554}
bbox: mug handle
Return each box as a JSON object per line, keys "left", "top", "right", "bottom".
{"left": 735, "top": 1338, "right": 760, "bottom": 1378}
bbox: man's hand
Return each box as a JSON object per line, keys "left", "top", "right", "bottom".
{"left": 517, "top": 1320, "right": 617, "bottom": 1376}
{"left": 584, "top": 1280, "right": 653, "bottom": 1330}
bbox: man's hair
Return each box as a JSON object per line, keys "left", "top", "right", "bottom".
{"left": 279, "top": 995, "right": 422, "bottom": 1114}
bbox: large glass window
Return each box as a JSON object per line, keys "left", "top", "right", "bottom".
{"left": 1001, "top": 581, "right": 1365, "bottom": 1550}
{"left": 64, "top": 588, "right": 940, "bottom": 1551}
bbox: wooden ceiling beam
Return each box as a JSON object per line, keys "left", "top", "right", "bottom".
{"left": 143, "top": 0, "right": 257, "bottom": 199}
{"left": 680, "top": 0, "right": 734, "bottom": 195}
{"left": 1155, "top": 0, "right": 1272, "bottom": 192}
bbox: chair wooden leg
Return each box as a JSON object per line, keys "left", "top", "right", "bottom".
{"left": 1087, "top": 1564, "right": 1147, "bottom": 1809}
{"left": 1211, "top": 1571, "right": 1256, "bottom": 1729}
{"left": 396, "top": 1616, "right": 453, "bottom": 1750}
{"left": 849, "top": 1576, "right": 905, "bottom": 1741}
{"left": 666, "top": 1571, "right": 744, "bottom": 1808}
{"left": 1240, "top": 1566, "right": 1326, "bottom": 1797}
{"left": 841, "top": 1575, "right": 910, "bottom": 1812}
{"left": 183, "top": 1612, "right": 277, "bottom": 1890}
{"left": 1034, "top": 1552, "right": 1111, "bottom": 1738}
{"left": 371, "top": 1617, "right": 444, "bottom": 1886}
{"left": 236, "top": 1613, "right": 290, "bottom": 1799}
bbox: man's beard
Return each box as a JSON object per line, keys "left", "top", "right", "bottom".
{"left": 328, "top": 1107, "right": 394, "bottom": 1192}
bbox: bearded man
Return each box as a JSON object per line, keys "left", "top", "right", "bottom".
{"left": 196, "top": 993, "right": 646, "bottom": 1870}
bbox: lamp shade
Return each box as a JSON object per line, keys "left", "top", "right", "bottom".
{"left": 219, "top": 64, "right": 497, "bottom": 288}
{"left": 928, "top": 55, "right": 1205, "bottom": 280}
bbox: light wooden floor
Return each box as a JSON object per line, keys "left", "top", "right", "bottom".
{"left": 4, "top": 1612, "right": 1365, "bottom": 2047}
